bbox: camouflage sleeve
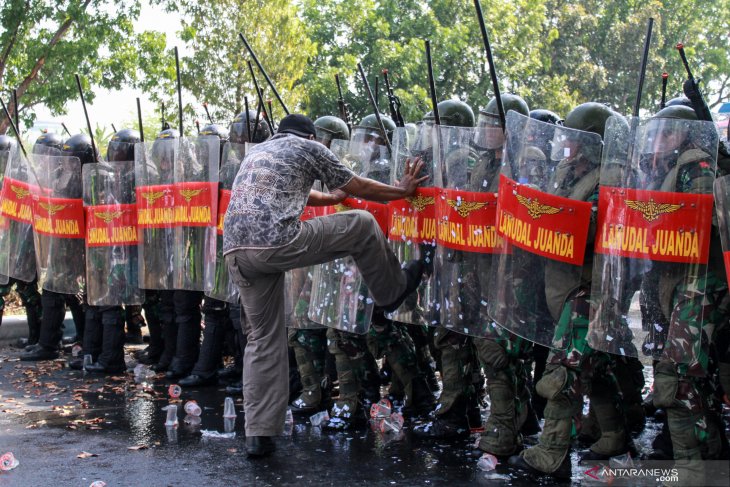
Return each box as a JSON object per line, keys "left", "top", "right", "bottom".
{"left": 677, "top": 161, "right": 715, "bottom": 195}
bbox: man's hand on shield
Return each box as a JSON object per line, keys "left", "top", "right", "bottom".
{"left": 396, "top": 157, "right": 428, "bottom": 196}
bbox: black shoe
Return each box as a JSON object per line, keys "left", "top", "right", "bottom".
{"left": 179, "top": 374, "right": 218, "bottom": 387}
{"left": 217, "top": 366, "right": 241, "bottom": 381}
{"left": 245, "top": 436, "right": 275, "bottom": 457}
{"left": 226, "top": 381, "right": 243, "bottom": 394}
{"left": 84, "top": 362, "right": 127, "bottom": 374}
{"left": 136, "top": 349, "right": 162, "bottom": 365}
{"left": 508, "top": 453, "right": 571, "bottom": 480}
{"left": 152, "top": 361, "right": 170, "bottom": 373}
{"left": 412, "top": 415, "right": 470, "bottom": 440}
{"left": 166, "top": 369, "right": 191, "bottom": 381}
{"left": 322, "top": 402, "right": 368, "bottom": 431}
{"left": 68, "top": 358, "right": 84, "bottom": 370}
{"left": 20, "top": 346, "right": 59, "bottom": 361}
{"left": 378, "top": 260, "right": 425, "bottom": 313}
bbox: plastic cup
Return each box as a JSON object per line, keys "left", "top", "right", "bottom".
{"left": 184, "top": 400, "right": 202, "bottom": 417}
{"left": 164, "top": 404, "right": 179, "bottom": 427}
{"left": 223, "top": 397, "right": 236, "bottom": 418}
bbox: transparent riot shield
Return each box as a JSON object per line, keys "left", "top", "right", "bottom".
{"left": 589, "top": 116, "right": 718, "bottom": 362}
{"left": 488, "top": 111, "right": 600, "bottom": 347}
{"left": 387, "top": 125, "right": 437, "bottom": 326}
{"left": 308, "top": 131, "right": 391, "bottom": 334}
{"left": 0, "top": 146, "right": 14, "bottom": 285}
{"left": 83, "top": 160, "right": 143, "bottom": 306}
{"left": 29, "top": 149, "right": 85, "bottom": 294}
{"left": 135, "top": 139, "right": 176, "bottom": 290}
{"left": 431, "top": 124, "right": 507, "bottom": 336}
{"left": 173, "top": 136, "right": 219, "bottom": 291}
{"left": 204, "top": 142, "right": 245, "bottom": 303}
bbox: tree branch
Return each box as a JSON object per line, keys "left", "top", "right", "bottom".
{"left": 0, "top": 0, "right": 31, "bottom": 83}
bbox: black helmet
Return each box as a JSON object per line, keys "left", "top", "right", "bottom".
{"left": 424, "top": 100, "right": 475, "bottom": 128}
{"left": 314, "top": 115, "right": 350, "bottom": 146}
{"left": 0, "top": 134, "right": 17, "bottom": 152}
{"left": 530, "top": 109, "right": 563, "bottom": 125}
{"left": 355, "top": 113, "right": 396, "bottom": 141}
{"left": 653, "top": 105, "right": 697, "bottom": 121}
{"left": 229, "top": 110, "right": 270, "bottom": 144}
{"left": 200, "top": 123, "right": 230, "bottom": 142}
{"left": 62, "top": 134, "right": 97, "bottom": 165}
{"left": 665, "top": 96, "right": 692, "bottom": 108}
{"left": 107, "top": 128, "right": 141, "bottom": 162}
{"left": 156, "top": 128, "right": 180, "bottom": 140}
{"left": 480, "top": 94, "right": 529, "bottom": 126}
{"left": 32, "top": 132, "right": 64, "bottom": 155}
{"left": 564, "top": 102, "right": 615, "bottom": 138}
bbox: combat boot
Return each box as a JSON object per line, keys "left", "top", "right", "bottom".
{"left": 322, "top": 399, "right": 368, "bottom": 431}
{"left": 412, "top": 398, "right": 470, "bottom": 440}
{"left": 518, "top": 392, "right": 575, "bottom": 476}
{"left": 402, "top": 376, "right": 436, "bottom": 418}
{"left": 479, "top": 370, "right": 523, "bottom": 457}
{"left": 20, "top": 344, "right": 59, "bottom": 361}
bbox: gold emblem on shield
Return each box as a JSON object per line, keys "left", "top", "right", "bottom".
{"left": 406, "top": 194, "right": 435, "bottom": 212}
{"left": 39, "top": 201, "right": 67, "bottom": 215}
{"left": 625, "top": 198, "right": 681, "bottom": 222}
{"left": 179, "top": 188, "right": 205, "bottom": 202}
{"left": 94, "top": 210, "right": 124, "bottom": 223}
{"left": 516, "top": 194, "right": 562, "bottom": 219}
{"left": 446, "top": 199, "right": 487, "bottom": 218}
{"left": 11, "top": 185, "right": 30, "bottom": 199}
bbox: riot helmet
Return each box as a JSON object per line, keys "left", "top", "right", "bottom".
{"left": 354, "top": 114, "right": 396, "bottom": 145}
{"left": 639, "top": 104, "right": 699, "bottom": 174}
{"left": 665, "top": 96, "right": 692, "bottom": 109}
{"left": 62, "top": 134, "right": 97, "bottom": 165}
{"left": 530, "top": 109, "right": 563, "bottom": 126}
{"left": 229, "top": 110, "right": 270, "bottom": 144}
{"left": 424, "top": 100, "right": 475, "bottom": 128}
{"left": 107, "top": 128, "right": 140, "bottom": 162}
{"left": 476, "top": 93, "right": 529, "bottom": 150}
{"left": 563, "top": 102, "right": 614, "bottom": 138}
{"left": 313, "top": 115, "right": 349, "bottom": 148}
{"left": 150, "top": 128, "right": 179, "bottom": 178}
{"left": 32, "top": 132, "right": 64, "bottom": 155}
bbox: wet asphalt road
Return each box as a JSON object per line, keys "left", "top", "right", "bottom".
{"left": 0, "top": 346, "right": 680, "bottom": 486}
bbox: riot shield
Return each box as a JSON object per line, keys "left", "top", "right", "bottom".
{"left": 716, "top": 175, "right": 730, "bottom": 284}
{"left": 0, "top": 145, "right": 37, "bottom": 285}
{"left": 589, "top": 116, "right": 718, "bottom": 361}
{"left": 135, "top": 139, "right": 176, "bottom": 290}
{"left": 204, "top": 142, "right": 245, "bottom": 303}
{"left": 308, "top": 131, "right": 391, "bottom": 334}
{"left": 83, "top": 160, "right": 143, "bottom": 306}
{"left": 488, "top": 111, "right": 600, "bottom": 347}
{"left": 173, "top": 136, "right": 219, "bottom": 291}
{"left": 431, "top": 124, "right": 508, "bottom": 336}
{"left": 29, "top": 148, "right": 85, "bottom": 294}
{"left": 387, "top": 125, "right": 437, "bottom": 326}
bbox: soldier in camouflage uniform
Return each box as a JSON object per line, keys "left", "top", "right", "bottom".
{"left": 510, "top": 103, "right": 633, "bottom": 478}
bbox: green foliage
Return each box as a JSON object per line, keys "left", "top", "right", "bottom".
{"left": 0, "top": 0, "right": 173, "bottom": 134}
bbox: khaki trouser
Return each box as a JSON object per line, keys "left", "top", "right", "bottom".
{"left": 225, "top": 210, "right": 406, "bottom": 436}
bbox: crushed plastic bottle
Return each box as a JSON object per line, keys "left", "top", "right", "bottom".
{"left": 370, "top": 398, "right": 392, "bottom": 419}
{"left": 283, "top": 408, "right": 294, "bottom": 436}
{"left": 309, "top": 410, "right": 330, "bottom": 427}
{"left": 609, "top": 452, "right": 634, "bottom": 469}
{"left": 379, "top": 412, "right": 404, "bottom": 434}
{"left": 223, "top": 397, "right": 236, "bottom": 419}
{"left": 183, "top": 400, "right": 202, "bottom": 417}
{"left": 71, "top": 344, "right": 83, "bottom": 358}
{"left": 133, "top": 364, "right": 155, "bottom": 383}
{"left": 476, "top": 453, "right": 498, "bottom": 471}
{"left": 201, "top": 430, "right": 235, "bottom": 439}
{"left": 0, "top": 452, "right": 19, "bottom": 471}
{"left": 163, "top": 404, "right": 179, "bottom": 427}
{"left": 168, "top": 384, "right": 182, "bottom": 399}
{"left": 89, "top": 482, "right": 107, "bottom": 487}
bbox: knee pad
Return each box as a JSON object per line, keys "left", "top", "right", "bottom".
{"left": 653, "top": 360, "right": 679, "bottom": 409}
{"left": 536, "top": 365, "right": 569, "bottom": 401}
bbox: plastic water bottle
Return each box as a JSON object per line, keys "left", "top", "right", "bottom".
{"left": 163, "top": 404, "right": 179, "bottom": 427}
{"left": 223, "top": 397, "right": 236, "bottom": 418}
{"left": 379, "top": 412, "right": 404, "bottom": 433}
{"left": 283, "top": 408, "right": 294, "bottom": 436}
{"left": 370, "top": 398, "right": 392, "bottom": 419}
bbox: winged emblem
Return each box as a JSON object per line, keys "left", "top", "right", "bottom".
{"left": 334, "top": 203, "right": 352, "bottom": 213}
{"left": 11, "top": 185, "right": 30, "bottom": 200}
{"left": 446, "top": 199, "right": 487, "bottom": 218}
{"left": 141, "top": 191, "right": 165, "bottom": 205}
{"left": 179, "top": 188, "right": 205, "bottom": 202}
{"left": 406, "top": 194, "right": 435, "bottom": 212}
{"left": 625, "top": 198, "right": 681, "bottom": 222}
{"left": 94, "top": 210, "right": 124, "bottom": 223}
{"left": 39, "top": 201, "right": 67, "bottom": 215}
{"left": 515, "top": 194, "right": 562, "bottom": 219}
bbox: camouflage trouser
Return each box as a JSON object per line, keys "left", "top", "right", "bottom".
{"left": 367, "top": 318, "right": 421, "bottom": 407}
{"left": 652, "top": 271, "right": 729, "bottom": 484}
{"left": 474, "top": 324, "right": 532, "bottom": 456}
{"left": 326, "top": 328, "right": 379, "bottom": 410}
{"left": 0, "top": 278, "right": 42, "bottom": 344}
{"left": 522, "top": 288, "right": 626, "bottom": 473}
{"left": 433, "top": 328, "right": 476, "bottom": 417}
{"left": 288, "top": 327, "right": 328, "bottom": 407}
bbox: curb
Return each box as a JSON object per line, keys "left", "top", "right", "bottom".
{"left": 0, "top": 312, "right": 77, "bottom": 344}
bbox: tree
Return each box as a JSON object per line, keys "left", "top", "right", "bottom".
{"left": 0, "top": 0, "right": 173, "bottom": 134}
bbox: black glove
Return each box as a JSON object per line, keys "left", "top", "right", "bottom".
{"left": 683, "top": 78, "right": 713, "bottom": 122}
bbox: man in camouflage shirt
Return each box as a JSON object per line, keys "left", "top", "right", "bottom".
{"left": 223, "top": 114, "right": 426, "bottom": 457}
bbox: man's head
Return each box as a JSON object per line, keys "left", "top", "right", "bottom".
{"left": 277, "top": 114, "right": 317, "bottom": 140}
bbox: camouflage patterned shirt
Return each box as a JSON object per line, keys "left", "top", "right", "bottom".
{"left": 223, "top": 134, "right": 354, "bottom": 252}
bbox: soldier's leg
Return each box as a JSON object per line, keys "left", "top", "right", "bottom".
{"left": 168, "top": 290, "right": 204, "bottom": 378}
{"left": 225, "top": 303, "right": 246, "bottom": 394}
{"left": 0, "top": 281, "right": 10, "bottom": 328}
{"left": 181, "top": 297, "right": 227, "bottom": 386}
{"left": 20, "top": 290, "right": 67, "bottom": 360}
{"left": 324, "top": 328, "right": 369, "bottom": 429}
{"left": 289, "top": 327, "right": 328, "bottom": 413}
{"left": 124, "top": 305, "right": 145, "bottom": 344}
{"left": 93, "top": 306, "right": 126, "bottom": 372}
{"left": 367, "top": 315, "right": 435, "bottom": 416}
{"left": 413, "top": 329, "right": 474, "bottom": 439}
{"left": 475, "top": 337, "right": 524, "bottom": 457}
{"left": 407, "top": 323, "right": 439, "bottom": 393}
{"left": 154, "top": 290, "right": 176, "bottom": 371}
{"left": 82, "top": 306, "right": 104, "bottom": 362}
{"left": 16, "top": 278, "right": 42, "bottom": 346}
{"left": 531, "top": 343, "right": 550, "bottom": 419}
{"left": 65, "top": 293, "right": 85, "bottom": 343}
{"left": 613, "top": 355, "right": 646, "bottom": 433}
{"left": 141, "top": 291, "right": 163, "bottom": 361}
